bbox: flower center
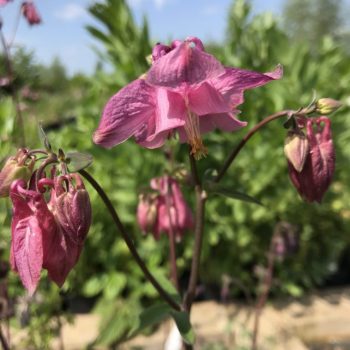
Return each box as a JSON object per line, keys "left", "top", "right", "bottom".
{"left": 184, "top": 110, "right": 207, "bottom": 159}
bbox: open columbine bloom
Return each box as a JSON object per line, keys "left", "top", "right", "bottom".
{"left": 287, "top": 117, "right": 335, "bottom": 203}
{"left": 93, "top": 37, "right": 282, "bottom": 158}
{"left": 9, "top": 173, "right": 91, "bottom": 294}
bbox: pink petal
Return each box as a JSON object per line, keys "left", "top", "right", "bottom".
{"left": 136, "top": 88, "right": 186, "bottom": 148}
{"left": 211, "top": 65, "right": 283, "bottom": 106}
{"left": 12, "top": 216, "right": 43, "bottom": 295}
{"left": 146, "top": 42, "right": 224, "bottom": 88}
{"left": 93, "top": 79, "right": 156, "bottom": 148}
{"left": 188, "top": 82, "right": 231, "bottom": 116}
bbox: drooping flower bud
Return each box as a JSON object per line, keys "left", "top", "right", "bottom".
{"left": 22, "top": 1, "right": 41, "bottom": 26}
{"left": 284, "top": 130, "right": 309, "bottom": 172}
{"left": 137, "top": 193, "right": 159, "bottom": 237}
{"left": 9, "top": 170, "right": 92, "bottom": 294}
{"left": 0, "top": 149, "right": 34, "bottom": 198}
{"left": 45, "top": 173, "right": 92, "bottom": 286}
{"left": 150, "top": 176, "right": 194, "bottom": 241}
{"left": 50, "top": 174, "right": 91, "bottom": 245}
{"left": 316, "top": 98, "right": 342, "bottom": 115}
{"left": 288, "top": 117, "right": 335, "bottom": 203}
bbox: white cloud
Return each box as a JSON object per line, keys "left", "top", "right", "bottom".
{"left": 55, "top": 3, "right": 87, "bottom": 21}
{"left": 127, "top": 0, "right": 170, "bottom": 10}
{"left": 202, "top": 4, "right": 220, "bottom": 15}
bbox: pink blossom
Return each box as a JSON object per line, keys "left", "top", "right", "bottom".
{"left": 288, "top": 117, "right": 335, "bottom": 203}
{"left": 9, "top": 173, "right": 91, "bottom": 294}
{"left": 22, "top": 1, "right": 41, "bottom": 26}
{"left": 94, "top": 37, "right": 282, "bottom": 158}
{"left": 0, "top": 0, "right": 12, "bottom": 7}
{"left": 137, "top": 176, "right": 193, "bottom": 241}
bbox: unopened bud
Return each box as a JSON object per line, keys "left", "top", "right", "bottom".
{"left": 316, "top": 98, "right": 342, "bottom": 115}
{"left": 0, "top": 149, "right": 34, "bottom": 197}
{"left": 137, "top": 194, "right": 158, "bottom": 235}
{"left": 284, "top": 131, "right": 309, "bottom": 172}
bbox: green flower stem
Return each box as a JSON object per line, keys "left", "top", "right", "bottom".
{"left": 79, "top": 169, "right": 181, "bottom": 312}
{"left": 214, "top": 110, "right": 292, "bottom": 183}
{"left": 183, "top": 152, "right": 207, "bottom": 313}
{"left": 165, "top": 188, "right": 180, "bottom": 292}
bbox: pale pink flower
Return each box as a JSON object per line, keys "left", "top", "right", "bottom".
{"left": 288, "top": 117, "right": 335, "bottom": 203}
{"left": 137, "top": 176, "right": 193, "bottom": 241}
{"left": 94, "top": 37, "right": 282, "bottom": 158}
{"left": 9, "top": 173, "right": 91, "bottom": 294}
{"left": 0, "top": 0, "right": 12, "bottom": 6}
{"left": 22, "top": 1, "right": 41, "bottom": 26}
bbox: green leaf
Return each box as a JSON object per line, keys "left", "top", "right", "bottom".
{"left": 129, "top": 303, "right": 171, "bottom": 337}
{"left": 38, "top": 123, "right": 52, "bottom": 152}
{"left": 170, "top": 311, "right": 195, "bottom": 345}
{"left": 66, "top": 151, "right": 93, "bottom": 172}
{"left": 205, "top": 182, "right": 263, "bottom": 206}
{"left": 151, "top": 270, "right": 182, "bottom": 303}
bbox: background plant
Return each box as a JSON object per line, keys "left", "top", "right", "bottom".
{"left": 0, "top": 0, "right": 349, "bottom": 347}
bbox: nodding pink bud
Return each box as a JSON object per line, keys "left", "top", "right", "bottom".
{"left": 22, "top": 1, "right": 41, "bottom": 26}
{"left": 288, "top": 117, "right": 335, "bottom": 203}
{"left": 51, "top": 174, "right": 92, "bottom": 245}
{"left": 284, "top": 130, "right": 309, "bottom": 172}
{"left": 316, "top": 98, "right": 342, "bottom": 115}
{"left": 9, "top": 179, "right": 56, "bottom": 295}
{"left": 0, "top": 149, "right": 34, "bottom": 198}
{"left": 152, "top": 43, "right": 172, "bottom": 62}
{"left": 148, "top": 176, "right": 194, "bottom": 241}
{"left": 137, "top": 194, "right": 159, "bottom": 238}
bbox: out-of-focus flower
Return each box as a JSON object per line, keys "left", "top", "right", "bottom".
{"left": 93, "top": 36, "right": 282, "bottom": 159}
{"left": 22, "top": 1, "right": 41, "bottom": 26}
{"left": 137, "top": 176, "right": 193, "bottom": 241}
{"left": 316, "top": 98, "right": 342, "bottom": 115}
{"left": 0, "top": 148, "right": 34, "bottom": 198}
{"left": 9, "top": 172, "right": 91, "bottom": 294}
{"left": 272, "top": 221, "right": 299, "bottom": 259}
{"left": 288, "top": 117, "right": 335, "bottom": 203}
{"left": 0, "top": 0, "right": 12, "bottom": 7}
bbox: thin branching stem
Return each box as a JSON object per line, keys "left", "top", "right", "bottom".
{"left": 79, "top": 169, "right": 181, "bottom": 311}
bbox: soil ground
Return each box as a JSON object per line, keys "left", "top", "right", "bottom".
{"left": 14, "top": 286, "right": 350, "bottom": 349}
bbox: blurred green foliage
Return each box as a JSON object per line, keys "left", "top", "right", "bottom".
{"left": 0, "top": 0, "right": 350, "bottom": 347}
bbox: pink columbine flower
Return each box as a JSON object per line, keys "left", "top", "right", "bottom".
{"left": 93, "top": 36, "right": 282, "bottom": 158}
{"left": 9, "top": 173, "right": 91, "bottom": 294}
{"left": 287, "top": 117, "right": 335, "bottom": 203}
{"left": 137, "top": 176, "right": 193, "bottom": 241}
{"left": 0, "top": 0, "right": 12, "bottom": 7}
{"left": 22, "top": 1, "right": 41, "bottom": 26}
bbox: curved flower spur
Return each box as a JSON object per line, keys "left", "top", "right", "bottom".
{"left": 93, "top": 36, "right": 282, "bottom": 159}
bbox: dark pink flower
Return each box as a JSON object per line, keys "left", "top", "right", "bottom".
{"left": 22, "top": 1, "right": 41, "bottom": 26}
{"left": 137, "top": 176, "right": 193, "bottom": 241}
{"left": 288, "top": 117, "right": 335, "bottom": 203}
{"left": 93, "top": 37, "right": 282, "bottom": 158}
{"left": 9, "top": 173, "right": 91, "bottom": 294}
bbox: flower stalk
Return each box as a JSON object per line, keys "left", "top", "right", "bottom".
{"left": 79, "top": 169, "right": 182, "bottom": 311}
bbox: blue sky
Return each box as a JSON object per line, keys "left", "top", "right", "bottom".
{"left": 0, "top": 0, "right": 285, "bottom": 75}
